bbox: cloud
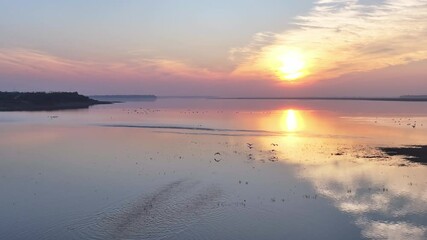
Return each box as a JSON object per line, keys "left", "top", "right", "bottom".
{"left": 0, "top": 48, "right": 223, "bottom": 82}
{"left": 1, "top": 0, "right": 427, "bottom": 95}
{"left": 231, "top": 0, "right": 427, "bottom": 82}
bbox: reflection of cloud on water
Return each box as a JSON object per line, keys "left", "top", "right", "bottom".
{"left": 298, "top": 161, "right": 427, "bottom": 239}
{"left": 253, "top": 107, "right": 427, "bottom": 239}
{"left": 357, "top": 219, "right": 426, "bottom": 240}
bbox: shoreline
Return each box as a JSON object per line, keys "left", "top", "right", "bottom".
{"left": 0, "top": 101, "right": 112, "bottom": 112}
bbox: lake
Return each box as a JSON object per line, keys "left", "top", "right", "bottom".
{"left": 1, "top": 98, "right": 427, "bottom": 240}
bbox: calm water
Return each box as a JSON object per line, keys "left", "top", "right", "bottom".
{"left": 1, "top": 98, "right": 427, "bottom": 240}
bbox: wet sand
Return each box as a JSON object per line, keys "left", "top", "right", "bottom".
{"left": 379, "top": 146, "right": 427, "bottom": 164}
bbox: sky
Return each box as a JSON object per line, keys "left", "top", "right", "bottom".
{"left": 0, "top": 0, "right": 426, "bottom": 97}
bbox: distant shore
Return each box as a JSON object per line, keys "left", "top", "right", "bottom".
{"left": 0, "top": 92, "right": 112, "bottom": 111}
{"left": 90, "top": 95, "right": 157, "bottom": 102}
{"left": 152, "top": 95, "right": 427, "bottom": 102}
{"left": 2, "top": 92, "right": 427, "bottom": 112}
{"left": 211, "top": 96, "right": 427, "bottom": 102}
{"left": 89, "top": 95, "right": 427, "bottom": 103}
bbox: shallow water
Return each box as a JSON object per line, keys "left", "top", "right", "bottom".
{"left": 1, "top": 98, "right": 427, "bottom": 240}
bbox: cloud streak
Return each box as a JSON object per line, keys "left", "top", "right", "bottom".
{"left": 0, "top": 48, "right": 223, "bottom": 83}
{"left": 231, "top": 0, "right": 427, "bottom": 82}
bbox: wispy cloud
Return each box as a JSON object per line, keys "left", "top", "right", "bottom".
{"left": 231, "top": 0, "right": 427, "bottom": 82}
{"left": 0, "top": 48, "right": 222, "bottom": 82}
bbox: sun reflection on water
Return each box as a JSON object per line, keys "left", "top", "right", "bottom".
{"left": 280, "top": 109, "right": 304, "bottom": 132}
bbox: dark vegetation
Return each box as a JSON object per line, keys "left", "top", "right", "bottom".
{"left": 0, "top": 91, "right": 111, "bottom": 111}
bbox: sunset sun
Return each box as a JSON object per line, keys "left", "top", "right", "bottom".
{"left": 277, "top": 51, "right": 306, "bottom": 81}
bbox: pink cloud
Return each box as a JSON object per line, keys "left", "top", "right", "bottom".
{"left": 0, "top": 48, "right": 225, "bottom": 82}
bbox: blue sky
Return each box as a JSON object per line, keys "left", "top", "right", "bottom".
{"left": 0, "top": 0, "right": 312, "bottom": 65}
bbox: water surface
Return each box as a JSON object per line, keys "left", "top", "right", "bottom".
{"left": 1, "top": 98, "right": 427, "bottom": 239}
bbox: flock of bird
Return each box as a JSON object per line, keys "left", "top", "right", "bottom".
{"left": 378, "top": 117, "right": 426, "bottom": 129}
{"left": 212, "top": 142, "right": 281, "bottom": 164}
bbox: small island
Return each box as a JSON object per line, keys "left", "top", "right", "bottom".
{"left": 0, "top": 91, "right": 112, "bottom": 111}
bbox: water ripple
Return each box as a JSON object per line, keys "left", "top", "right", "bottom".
{"left": 67, "top": 180, "right": 224, "bottom": 240}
